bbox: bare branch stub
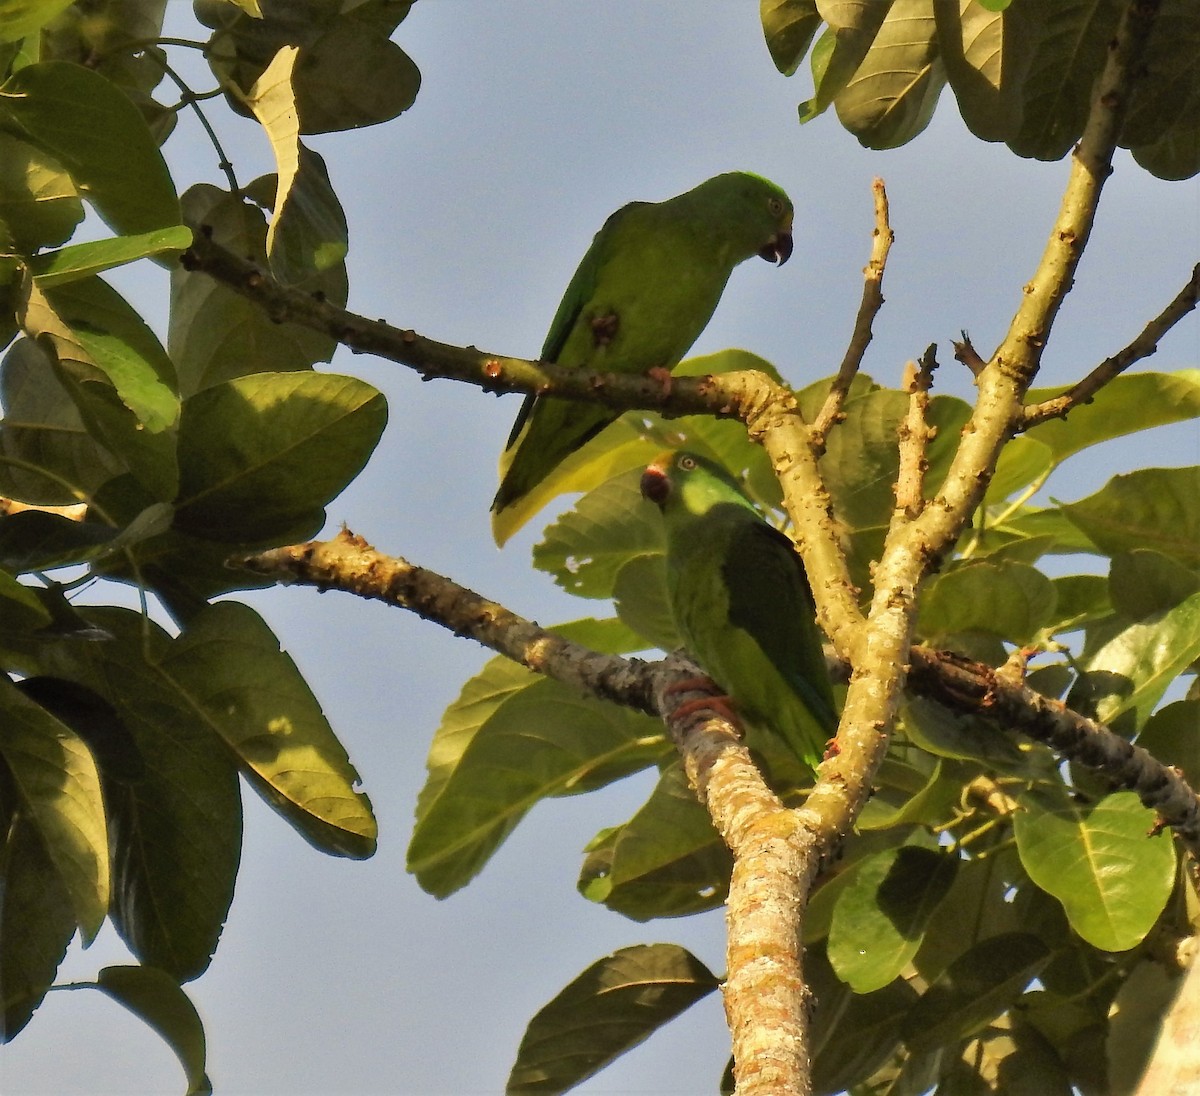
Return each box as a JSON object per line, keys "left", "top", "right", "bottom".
{"left": 895, "top": 345, "right": 939, "bottom": 518}
{"left": 810, "top": 177, "right": 894, "bottom": 450}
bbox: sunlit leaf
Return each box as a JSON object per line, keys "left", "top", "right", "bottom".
{"left": 1015, "top": 787, "right": 1176, "bottom": 952}
{"left": 828, "top": 845, "right": 957, "bottom": 992}
{"left": 0, "top": 676, "right": 108, "bottom": 943}
{"left": 30, "top": 226, "right": 192, "bottom": 287}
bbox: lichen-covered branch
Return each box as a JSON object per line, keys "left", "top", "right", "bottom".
{"left": 1022, "top": 261, "right": 1200, "bottom": 428}
{"left": 809, "top": 178, "right": 894, "bottom": 449}
{"left": 654, "top": 656, "right": 815, "bottom": 1096}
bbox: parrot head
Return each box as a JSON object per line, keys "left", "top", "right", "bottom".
{"left": 688, "top": 172, "right": 794, "bottom": 267}
{"left": 640, "top": 450, "right": 753, "bottom": 519}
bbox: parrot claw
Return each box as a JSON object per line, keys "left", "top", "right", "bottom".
{"left": 664, "top": 676, "right": 741, "bottom": 729}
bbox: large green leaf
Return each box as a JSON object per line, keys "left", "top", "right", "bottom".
{"left": 834, "top": 0, "right": 947, "bottom": 149}
{"left": 174, "top": 371, "right": 386, "bottom": 543}
{"left": 0, "top": 0, "right": 74, "bottom": 43}
{"left": 30, "top": 226, "right": 192, "bottom": 288}
{"left": 41, "top": 607, "right": 242, "bottom": 981}
{"left": 902, "top": 932, "right": 1051, "bottom": 1050}
{"left": 1025, "top": 372, "right": 1200, "bottom": 467}
{"left": 97, "top": 966, "right": 211, "bottom": 1096}
{"left": 760, "top": 0, "right": 823, "bottom": 77}
{"left": 408, "top": 678, "right": 669, "bottom": 898}
{"left": 578, "top": 762, "right": 730, "bottom": 921}
{"left": 242, "top": 46, "right": 349, "bottom": 285}
{"left": 0, "top": 61, "right": 179, "bottom": 233}
{"left": 1073, "top": 589, "right": 1200, "bottom": 728}
{"left": 0, "top": 808, "right": 77, "bottom": 1041}
{"left": 17, "top": 276, "right": 179, "bottom": 500}
{"left": 1009, "top": 0, "right": 1121, "bottom": 161}
{"left": 198, "top": 0, "right": 419, "bottom": 135}
{"left": 1014, "top": 787, "right": 1176, "bottom": 952}
{"left": 918, "top": 559, "right": 1056, "bottom": 645}
{"left": 828, "top": 845, "right": 958, "bottom": 992}
{"left": 0, "top": 338, "right": 124, "bottom": 504}
{"left": 170, "top": 184, "right": 347, "bottom": 397}
{"left": 1135, "top": 700, "right": 1200, "bottom": 786}
{"left": 0, "top": 131, "right": 82, "bottom": 250}
{"left": 0, "top": 675, "right": 108, "bottom": 943}
{"left": 1064, "top": 466, "right": 1200, "bottom": 568}
{"left": 161, "top": 601, "right": 376, "bottom": 859}
{"left": 935, "top": 0, "right": 1040, "bottom": 143}
{"left": 1108, "top": 548, "right": 1200, "bottom": 620}
{"left": 506, "top": 944, "right": 718, "bottom": 1094}
{"left": 533, "top": 470, "right": 663, "bottom": 599}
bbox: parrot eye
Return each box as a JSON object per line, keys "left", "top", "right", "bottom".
{"left": 678, "top": 454, "right": 697, "bottom": 471}
{"left": 768, "top": 197, "right": 785, "bottom": 217}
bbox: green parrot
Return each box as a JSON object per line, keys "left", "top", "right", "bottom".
{"left": 491, "top": 171, "right": 794, "bottom": 545}
{"left": 640, "top": 450, "right": 837, "bottom": 779}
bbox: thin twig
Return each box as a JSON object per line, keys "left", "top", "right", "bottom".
{"left": 810, "top": 177, "right": 893, "bottom": 450}
{"left": 1022, "top": 262, "right": 1200, "bottom": 428}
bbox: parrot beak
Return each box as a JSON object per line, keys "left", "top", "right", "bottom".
{"left": 758, "top": 229, "right": 793, "bottom": 266}
{"left": 640, "top": 461, "right": 671, "bottom": 507}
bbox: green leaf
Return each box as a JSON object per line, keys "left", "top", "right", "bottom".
{"left": 0, "top": 675, "right": 108, "bottom": 942}
{"left": 1026, "top": 371, "right": 1200, "bottom": 467}
{"left": 533, "top": 470, "right": 662, "bottom": 599}
{"left": 1135, "top": 700, "right": 1200, "bottom": 786}
{"left": 1009, "top": 0, "right": 1121, "bottom": 161}
{"left": 613, "top": 553, "right": 678, "bottom": 653}
{"left": 0, "top": 61, "right": 179, "bottom": 233}
{"left": 162, "top": 602, "right": 376, "bottom": 859}
{"left": 1014, "top": 787, "right": 1176, "bottom": 951}
{"left": 170, "top": 183, "right": 347, "bottom": 396}
{"left": 918, "top": 559, "right": 1056, "bottom": 645}
{"left": 18, "top": 276, "right": 179, "bottom": 499}
{"left": 902, "top": 932, "right": 1051, "bottom": 1050}
{"left": 174, "top": 371, "right": 386, "bottom": 543}
{"left": 760, "top": 0, "right": 822, "bottom": 76}
{"left": 97, "top": 966, "right": 211, "bottom": 1096}
{"left": 1109, "top": 549, "right": 1200, "bottom": 620}
{"left": 42, "top": 275, "right": 179, "bottom": 432}
{"left": 1064, "top": 466, "right": 1200, "bottom": 567}
{"left": 833, "top": 0, "right": 947, "bottom": 149}
{"left": 0, "top": 0, "right": 75, "bottom": 42}
{"left": 507, "top": 944, "right": 718, "bottom": 1094}
{"left": 798, "top": 3, "right": 892, "bottom": 122}
{"left": 935, "top": 0, "right": 1039, "bottom": 142}
{"left": 900, "top": 697, "right": 1035, "bottom": 772}
{"left": 809, "top": 946, "right": 918, "bottom": 1094}
{"left": 579, "top": 762, "right": 730, "bottom": 920}
{"left": 242, "top": 46, "right": 348, "bottom": 284}
{"left": 828, "top": 845, "right": 958, "bottom": 992}
{"left": 0, "top": 130, "right": 82, "bottom": 250}
{"left": 30, "top": 226, "right": 192, "bottom": 287}
{"left": 41, "top": 607, "right": 241, "bottom": 981}
{"left": 0, "top": 338, "right": 123, "bottom": 504}
{"left": 0, "top": 807, "right": 77, "bottom": 1041}
{"left": 1076, "top": 590, "right": 1200, "bottom": 728}
{"left": 408, "top": 678, "right": 669, "bottom": 898}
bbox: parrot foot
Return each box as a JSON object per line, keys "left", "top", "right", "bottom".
{"left": 664, "top": 677, "right": 741, "bottom": 729}
{"left": 647, "top": 365, "right": 674, "bottom": 396}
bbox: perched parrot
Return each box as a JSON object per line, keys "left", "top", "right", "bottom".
{"left": 491, "top": 171, "right": 794, "bottom": 545}
{"left": 640, "top": 450, "right": 837, "bottom": 779}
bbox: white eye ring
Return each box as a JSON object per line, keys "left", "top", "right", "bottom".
{"left": 678, "top": 455, "right": 697, "bottom": 471}
{"left": 768, "top": 197, "right": 785, "bottom": 217}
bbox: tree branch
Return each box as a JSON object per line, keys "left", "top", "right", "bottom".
{"left": 1021, "top": 261, "right": 1200, "bottom": 428}
{"left": 180, "top": 227, "right": 787, "bottom": 423}
{"left": 809, "top": 177, "right": 894, "bottom": 449}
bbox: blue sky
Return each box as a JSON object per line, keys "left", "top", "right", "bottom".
{"left": 3, "top": 3, "right": 1198, "bottom": 1094}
